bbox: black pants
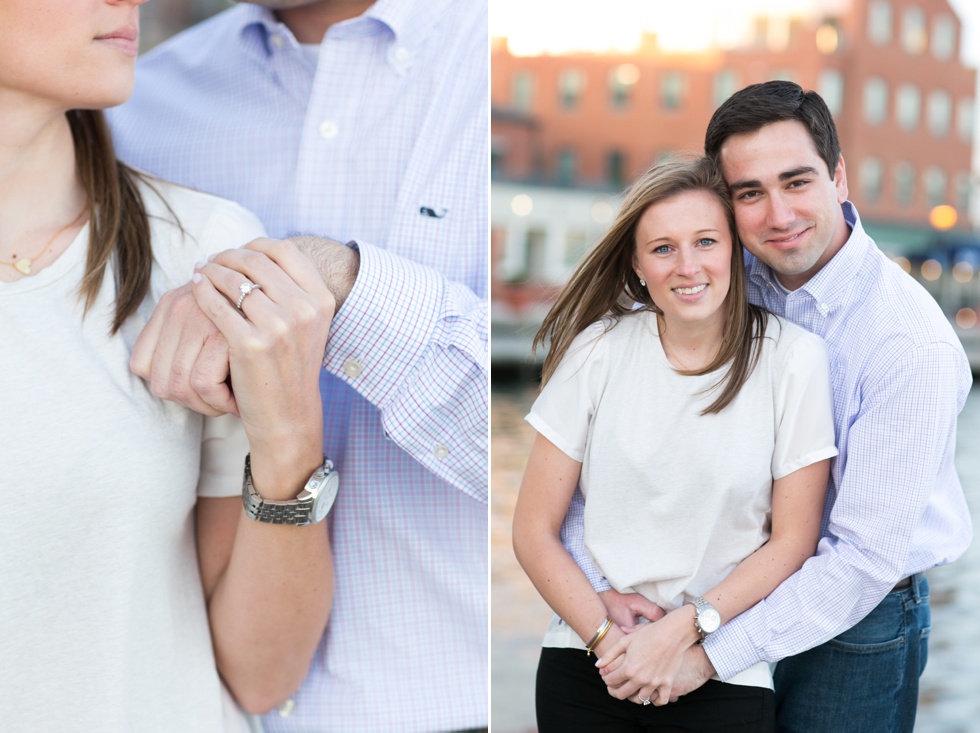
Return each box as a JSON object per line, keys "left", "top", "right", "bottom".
{"left": 536, "top": 647, "right": 775, "bottom": 733}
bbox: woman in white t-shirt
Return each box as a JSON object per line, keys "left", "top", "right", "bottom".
{"left": 512, "top": 156, "right": 837, "bottom": 731}
{"left": 0, "top": 2, "right": 336, "bottom": 730}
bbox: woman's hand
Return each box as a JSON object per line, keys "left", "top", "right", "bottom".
{"left": 192, "top": 238, "right": 334, "bottom": 472}
{"left": 596, "top": 605, "right": 701, "bottom": 706}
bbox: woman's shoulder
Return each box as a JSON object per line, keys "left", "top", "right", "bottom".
{"left": 764, "top": 315, "right": 830, "bottom": 367}
{"left": 137, "top": 176, "right": 263, "bottom": 237}
{"left": 135, "top": 175, "right": 266, "bottom": 264}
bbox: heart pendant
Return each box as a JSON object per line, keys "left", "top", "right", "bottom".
{"left": 14, "top": 258, "right": 32, "bottom": 275}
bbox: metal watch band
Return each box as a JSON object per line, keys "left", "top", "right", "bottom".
{"left": 241, "top": 454, "right": 330, "bottom": 526}
{"left": 690, "top": 595, "right": 719, "bottom": 643}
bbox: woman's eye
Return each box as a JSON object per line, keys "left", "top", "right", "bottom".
{"left": 653, "top": 245, "right": 670, "bottom": 254}
{"left": 697, "top": 238, "right": 716, "bottom": 247}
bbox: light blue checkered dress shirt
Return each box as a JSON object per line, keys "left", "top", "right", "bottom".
{"left": 562, "top": 201, "right": 972, "bottom": 680}
{"left": 109, "top": 2, "right": 488, "bottom": 730}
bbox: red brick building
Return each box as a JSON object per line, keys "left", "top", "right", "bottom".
{"left": 492, "top": 0, "right": 976, "bottom": 234}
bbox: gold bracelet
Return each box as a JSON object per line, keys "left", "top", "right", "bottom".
{"left": 585, "top": 616, "right": 613, "bottom": 657}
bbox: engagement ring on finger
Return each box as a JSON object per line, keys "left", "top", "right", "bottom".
{"left": 638, "top": 694, "right": 651, "bottom": 706}
{"left": 236, "top": 280, "right": 262, "bottom": 309}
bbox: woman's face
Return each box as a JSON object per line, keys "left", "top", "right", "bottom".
{"left": 0, "top": 0, "right": 147, "bottom": 112}
{"left": 633, "top": 189, "right": 733, "bottom": 333}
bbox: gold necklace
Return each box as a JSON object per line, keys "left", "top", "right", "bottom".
{"left": 0, "top": 208, "right": 87, "bottom": 276}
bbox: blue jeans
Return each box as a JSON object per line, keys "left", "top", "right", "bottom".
{"left": 773, "top": 574, "right": 929, "bottom": 733}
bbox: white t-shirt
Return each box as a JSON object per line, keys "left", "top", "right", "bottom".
{"left": 0, "top": 179, "right": 264, "bottom": 731}
{"left": 527, "top": 310, "right": 837, "bottom": 689}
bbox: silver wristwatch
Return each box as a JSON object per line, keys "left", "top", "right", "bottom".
{"left": 688, "top": 596, "right": 721, "bottom": 643}
{"left": 241, "top": 454, "right": 339, "bottom": 526}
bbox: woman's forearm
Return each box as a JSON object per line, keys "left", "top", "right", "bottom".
{"left": 513, "top": 434, "right": 625, "bottom": 658}
{"left": 513, "top": 526, "right": 624, "bottom": 657}
{"left": 199, "top": 450, "right": 333, "bottom": 715}
{"left": 700, "top": 459, "right": 829, "bottom": 626}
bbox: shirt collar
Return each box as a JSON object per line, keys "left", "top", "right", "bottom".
{"left": 232, "top": 0, "right": 450, "bottom": 59}
{"left": 748, "top": 200, "right": 870, "bottom": 307}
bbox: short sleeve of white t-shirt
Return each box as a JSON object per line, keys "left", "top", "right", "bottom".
{"left": 526, "top": 320, "right": 610, "bottom": 461}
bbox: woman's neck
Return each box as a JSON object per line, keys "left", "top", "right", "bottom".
{"left": 0, "top": 101, "right": 86, "bottom": 273}
{"left": 657, "top": 313, "right": 724, "bottom": 371}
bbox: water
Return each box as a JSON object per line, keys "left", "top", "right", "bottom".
{"left": 490, "top": 383, "right": 980, "bottom": 733}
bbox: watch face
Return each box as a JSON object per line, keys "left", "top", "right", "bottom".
{"left": 700, "top": 608, "right": 722, "bottom": 634}
{"left": 311, "top": 471, "right": 340, "bottom": 524}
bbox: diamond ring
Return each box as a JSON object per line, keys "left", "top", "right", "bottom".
{"left": 236, "top": 280, "right": 262, "bottom": 309}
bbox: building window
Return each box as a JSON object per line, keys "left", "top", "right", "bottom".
{"left": 923, "top": 166, "right": 947, "bottom": 207}
{"left": 512, "top": 71, "right": 533, "bottom": 113}
{"left": 868, "top": 0, "right": 892, "bottom": 45}
{"left": 927, "top": 89, "right": 952, "bottom": 137}
{"left": 556, "top": 148, "right": 577, "bottom": 186}
{"left": 895, "top": 84, "right": 920, "bottom": 131}
{"left": 713, "top": 69, "right": 741, "bottom": 108}
{"left": 901, "top": 6, "right": 927, "bottom": 55}
{"left": 863, "top": 78, "right": 888, "bottom": 126}
{"left": 860, "top": 157, "right": 884, "bottom": 203}
{"left": 955, "top": 172, "right": 971, "bottom": 213}
{"left": 931, "top": 14, "right": 956, "bottom": 61}
{"left": 609, "top": 64, "right": 639, "bottom": 110}
{"left": 558, "top": 69, "right": 585, "bottom": 110}
{"left": 606, "top": 150, "right": 626, "bottom": 189}
{"left": 661, "top": 71, "right": 686, "bottom": 110}
{"left": 957, "top": 98, "right": 974, "bottom": 142}
{"left": 893, "top": 162, "right": 916, "bottom": 205}
{"left": 818, "top": 69, "right": 844, "bottom": 116}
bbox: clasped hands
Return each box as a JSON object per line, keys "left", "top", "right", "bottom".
{"left": 130, "top": 237, "right": 345, "bottom": 452}
{"left": 595, "top": 589, "right": 715, "bottom": 707}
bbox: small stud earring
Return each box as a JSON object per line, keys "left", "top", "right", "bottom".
{"left": 639, "top": 278, "right": 646, "bottom": 287}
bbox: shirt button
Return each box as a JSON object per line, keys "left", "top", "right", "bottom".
{"left": 270, "top": 34, "right": 284, "bottom": 49}
{"left": 819, "top": 303, "right": 829, "bottom": 315}
{"left": 318, "top": 120, "right": 339, "bottom": 140}
{"left": 343, "top": 358, "right": 363, "bottom": 378}
{"left": 394, "top": 46, "right": 410, "bottom": 63}
{"left": 278, "top": 698, "right": 295, "bottom": 717}
{"left": 433, "top": 443, "right": 449, "bottom": 460}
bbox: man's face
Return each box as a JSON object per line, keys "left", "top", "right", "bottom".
{"left": 719, "top": 119, "right": 849, "bottom": 290}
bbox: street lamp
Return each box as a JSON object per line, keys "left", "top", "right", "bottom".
{"left": 929, "top": 204, "right": 958, "bottom": 315}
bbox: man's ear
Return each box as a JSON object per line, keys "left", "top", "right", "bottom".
{"left": 834, "top": 155, "right": 848, "bottom": 204}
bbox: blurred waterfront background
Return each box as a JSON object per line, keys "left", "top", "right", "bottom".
{"left": 490, "top": 1, "right": 980, "bottom": 731}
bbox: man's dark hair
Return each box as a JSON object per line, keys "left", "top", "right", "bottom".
{"left": 704, "top": 80, "right": 842, "bottom": 179}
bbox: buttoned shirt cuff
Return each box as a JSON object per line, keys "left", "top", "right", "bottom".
{"left": 702, "top": 618, "right": 761, "bottom": 681}
{"left": 323, "top": 240, "right": 487, "bottom": 500}
{"left": 325, "top": 240, "right": 441, "bottom": 408}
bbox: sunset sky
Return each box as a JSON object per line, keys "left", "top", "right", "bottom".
{"left": 490, "top": 0, "right": 980, "bottom": 65}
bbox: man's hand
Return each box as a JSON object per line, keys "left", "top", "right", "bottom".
{"left": 284, "top": 236, "right": 359, "bottom": 311}
{"left": 668, "top": 643, "right": 715, "bottom": 701}
{"left": 599, "top": 589, "right": 665, "bottom": 633}
{"left": 130, "top": 283, "right": 236, "bottom": 417}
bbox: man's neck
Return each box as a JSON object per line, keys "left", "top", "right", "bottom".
{"left": 275, "top": 0, "right": 376, "bottom": 44}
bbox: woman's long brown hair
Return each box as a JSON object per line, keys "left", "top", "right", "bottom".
{"left": 534, "top": 155, "right": 769, "bottom": 415}
{"left": 67, "top": 109, "right": 152, "bottom": 335}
